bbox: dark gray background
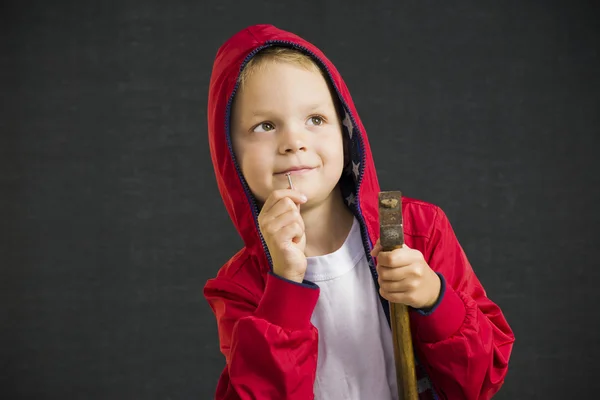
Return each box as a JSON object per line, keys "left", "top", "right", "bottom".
{"left": 1, "top": 1, "right": 598, "bottom": 399}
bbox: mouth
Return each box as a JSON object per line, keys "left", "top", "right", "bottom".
{"left": 276, "top": 166, "right": 316, "bottom": 175}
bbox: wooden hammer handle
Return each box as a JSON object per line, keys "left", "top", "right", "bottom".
{"left": 379, "top": 192, "right": 418, "bottom": 400}
{"left": 390, "top": 291, "right": 418, "bottom": 399}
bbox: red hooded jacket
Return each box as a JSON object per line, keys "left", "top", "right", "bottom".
{"left": 204, "top": 24, "right": 514, "bottom": 400}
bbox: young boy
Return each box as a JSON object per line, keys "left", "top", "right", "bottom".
{"left": 204, "top": 24, "right": 514, "bottom": 400}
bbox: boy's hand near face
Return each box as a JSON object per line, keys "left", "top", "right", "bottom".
{"left": 370, "top": 239, "right": 442, "bottom": 310}
{"left": 258, "top": 189, "right": 308, "bottom": 284}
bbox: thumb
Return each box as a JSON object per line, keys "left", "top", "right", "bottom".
{"left": 370, "top": 239, "right": 382, "bottom": 256}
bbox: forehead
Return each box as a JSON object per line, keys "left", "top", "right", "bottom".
{"left": 234, "top": 61, "right": 334, "bottom": 110}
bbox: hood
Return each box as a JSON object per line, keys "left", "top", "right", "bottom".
{"left": 207, "top": 24, "right": 382, "bottom": 269}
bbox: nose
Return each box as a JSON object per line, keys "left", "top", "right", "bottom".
{"left": 278, "top": 124, "right": 307, "bottom": 154}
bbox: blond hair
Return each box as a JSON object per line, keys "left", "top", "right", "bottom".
{"left": 238, "top": 47, "right": 325, "bottom": 89}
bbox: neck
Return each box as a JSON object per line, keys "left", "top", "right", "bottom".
{"left": 301, "top": 186, "right": 355, "bottom": 257}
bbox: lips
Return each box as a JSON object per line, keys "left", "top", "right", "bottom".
{"left": 277, "top": 166, "right": 315, "bottom": 174}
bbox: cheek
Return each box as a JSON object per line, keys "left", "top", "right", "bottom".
{"left": 321, "top": 134, "right": 345, "bottom": 171}
{"left": 236, "top": 144, "right": 274, "bottom": 199}
{"left": 239, "top": 149, "right": 267, "bottom": 180}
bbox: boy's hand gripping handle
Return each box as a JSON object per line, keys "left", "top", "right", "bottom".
{"left": 378, "top": 191, "right": 418, "bottom": 400}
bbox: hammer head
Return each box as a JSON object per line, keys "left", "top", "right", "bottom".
{"left": 378, "top": 191, "right": 404, "bottom": 251}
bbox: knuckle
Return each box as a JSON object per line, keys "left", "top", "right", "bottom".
{"left": 285, "top": 197, "right": 295, "bottom": 208}
{"left": 411, "top": 294, "right": 421, "bottom": 305}
{"left": 407, "top": 279, "right": 418, "bottom": 291}
{"left": 259, "top": 220, "right": 268, "bottom": 231}
{"left": 411, "top": 249, "right": 424, "bottom": 261}
{"left": 279, "top": 224, "right": 290, "bottom": 235}
{"left": 393, "top": 250, "right": 405, "bottom": 263}
{"left": 405, "top": 294, "right": 417, "bottom": 305}
{"left": 265, "top": 224, "right": 277, "bottom": 236}
{"left": 290, "top": 223, "right": 301, "bottom": 235}
{"left": 382, "top": 270, "right": 393, "bottom": 281}
{"left": 389, "top": 293, "right": 401, "bottom": 303}
{"left": 411, "top": 265, "right": 423, "bottom": 278}
{"left": 292, "top": 209, "right": 301, "bottom": 220}
{"left": 391, "top": 248, "right": 401, "bottom": 258}
{"left": 378, "top": 254, "right": 390, "bottom": 266}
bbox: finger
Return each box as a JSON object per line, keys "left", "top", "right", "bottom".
{"left": 369, "top": 239, "right": 381, "bottom": 257}
{"left": 371, "top": 241, "right": 413, "bottom": 258}
{"left": 277, "top": 222, "right": 305, "bottom": 246}
{"left": 379, "top": 288, "right": 417, "bottom": 307}
{"left": 378, "top": 263, "right": 424, "bottom": 284}
{"left": 378, "top": 277, "right": 416, "bottom": 293}
{"left": 262, "top": 189, "right": 306, "bottom": 215}
{"left": 376, "top": 247, "right": 421, "bottom": 268}
{"left": 269, "top": 196, "right": 306, "bottom": 222}
{"left": 262, "top": 208, "right": 304, "bottom": 236}
{"left": 376, "top": 263, "right": 411, "bottom": 282}
{"left": 261, "top": 195, "right": 305, "bottom": 224}
{"left": 261, "top": 189, "right": 307, "bottom": 215}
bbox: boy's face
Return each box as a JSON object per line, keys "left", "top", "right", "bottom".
{"left": 231, "top": 60, "right": 345, "bottom": 206}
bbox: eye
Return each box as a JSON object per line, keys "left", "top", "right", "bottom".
{"left": 307, "top": 115, "right": 324, "bottom": 126}
{"left": 253, "top": 122, "right": 275, "bottom": 133}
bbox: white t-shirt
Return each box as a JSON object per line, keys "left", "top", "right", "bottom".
{"left": 305, "top": 217, "right": 398, "bottom": 400}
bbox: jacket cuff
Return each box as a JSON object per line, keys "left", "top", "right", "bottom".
{"left": 254, "top": 272, "right": 320, "bottom": 331}
{"left": 414, "top": 272, "right": 446, "bottom": 315}
{"left": 410, "top": 273, "right": 466, "bottom": 343}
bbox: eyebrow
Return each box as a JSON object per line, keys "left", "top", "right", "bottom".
{"left": 250, "top": 103, "right": 327, "bottom": 118}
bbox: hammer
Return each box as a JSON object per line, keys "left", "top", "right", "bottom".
{"left": 378, "top": 191, "right": 418, "bottom": 400}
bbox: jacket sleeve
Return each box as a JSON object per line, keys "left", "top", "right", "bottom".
{"left": 409, "top": 208, "right": 515, "bottom": 400}
{"left": 204, "top": 270, "right": 320, "bottom": 400}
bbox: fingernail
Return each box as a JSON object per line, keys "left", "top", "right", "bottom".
{"left": 300, "top": 194, "right": 307, "bottom": 202}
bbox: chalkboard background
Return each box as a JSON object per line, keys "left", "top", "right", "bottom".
{"left": 1, "top": 1, "right": 599, "bottom": 398}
